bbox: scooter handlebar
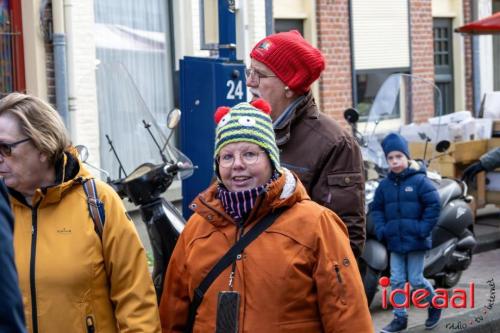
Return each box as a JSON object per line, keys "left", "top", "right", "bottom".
{"left": 163, "top": 162, "right": 194, "bottom": 175}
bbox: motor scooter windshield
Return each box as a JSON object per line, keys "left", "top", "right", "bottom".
{"left": 90, "top": 61, "right": 194, "bottom": 181}
{"left": 360, "top": 73, "right": 444, "bottom": 171}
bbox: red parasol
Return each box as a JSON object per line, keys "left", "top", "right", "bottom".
{"left": 455, "top": 12, "right": 500, "bottom": 35}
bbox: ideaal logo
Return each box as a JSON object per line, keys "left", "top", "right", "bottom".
{"left": 378, "top": 277, "right": 496, "bottom": 330}
{"left": 379, "top": 277, "right": 475, "bottom": 309}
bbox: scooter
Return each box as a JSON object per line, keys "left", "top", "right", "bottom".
{"left": 79, "top": 108, "right": 194, "bottom": 302}
{"left": 345, "top": 74, "right": 478, "bottom": 305}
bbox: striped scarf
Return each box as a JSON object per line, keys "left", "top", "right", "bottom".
{"left": 217, "top": 171, "right": 280, "bottom": 223}
{"left": 217, "top": 184, "right": 266, "bottom": 223}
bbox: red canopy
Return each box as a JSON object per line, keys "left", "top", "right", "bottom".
{"left": 455, "top": 12, "right": 500, "bottom": 35}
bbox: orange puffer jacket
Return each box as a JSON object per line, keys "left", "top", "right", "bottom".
{"left": 160, "top": 169, "right": 373, "bottom": 333}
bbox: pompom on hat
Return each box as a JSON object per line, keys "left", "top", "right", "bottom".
{"left": 382, "top": 132, "right": 411, "bottom": 158}
{"left": 214, "top": 99, "right": 281, "bottom": 174}
{"left": 250, "top": 30, "right": 325, "bottom": 94}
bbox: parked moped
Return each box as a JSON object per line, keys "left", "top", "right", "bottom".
{"left": 346, "top": 74, "right": 477, "bottom": 305}
{"left": 78, "top": 63, "right": 195, "bottom": 302}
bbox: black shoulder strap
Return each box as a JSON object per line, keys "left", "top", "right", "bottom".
{"left": 82, "top": 179, "right": 106, "bottom": 239}
{"left": 184, "top": 207, "right": 287, "bottom": 333}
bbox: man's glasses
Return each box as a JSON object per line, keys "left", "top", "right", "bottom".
{"left": 0, "top": 138, "right": 31, "bottom": 157}
{"left": 217, "top": 150, "right": 267, "bottom": 168}
{"left": 245, "top": 68, "right": 276, "bottom": 85}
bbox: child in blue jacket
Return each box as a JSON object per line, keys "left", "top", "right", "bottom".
{"left": 372, "top": 133, "right": 441, "bottom": 333}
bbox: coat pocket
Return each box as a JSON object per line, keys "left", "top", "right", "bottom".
{"left": 333, "top": 262, "right": 347, "bottom": 305}
{"left": 327, "top": 173, "right": 364, "bottom": 188}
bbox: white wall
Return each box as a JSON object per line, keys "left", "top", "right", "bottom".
{"left": 477, "top": 0, "right": 494, "bottom": 96}
{"left": 69, "top": 0, "right": 100, "bottom": 169}
{"left": 21, "top": 0, "right": 48, "bottom": 100}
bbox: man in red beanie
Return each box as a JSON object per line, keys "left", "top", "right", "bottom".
{"left": 247, "top": 30, "right": 366, "bottom": 258}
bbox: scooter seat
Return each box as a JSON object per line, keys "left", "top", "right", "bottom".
{"left": 435, "top": 178, "right": 462, "bottom": 208}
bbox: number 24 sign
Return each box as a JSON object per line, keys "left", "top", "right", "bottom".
{"left": 226, "top": 80, "right": 243, "bottom": 100}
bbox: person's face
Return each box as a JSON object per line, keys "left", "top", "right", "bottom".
{"left": 0, "top": 113, "right": 49, "bottom": 194}
{"left": 246, "top": 59, "right": 294, "bottom": 120}
{"left": 218, "top": 142, "right": 273, "bottom": 192}
{"left": 387, "top": 151, "right": 409, "bottom": 174}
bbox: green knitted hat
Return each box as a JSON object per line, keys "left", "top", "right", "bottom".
{"left": 214, "top": 99, "right": 281, "bottom": 174}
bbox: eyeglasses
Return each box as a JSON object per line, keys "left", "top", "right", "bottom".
{"left": 245, "top": 68, "right": 276, "bottom": 85}
{"left": 217, "top": 150, "right": 267, "bottom": 168}
{"left": 0, "top": 138, "right": 31, "bottom": 157}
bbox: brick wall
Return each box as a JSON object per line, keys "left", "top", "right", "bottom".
{"left": 315, "top": 0, "right": 352, "bottom": 126}
{"left": 463, "top": 0, "right": 474, "bottom": 112}
{"left": 409, "top": 0, "right": 435, "bottom": 123}
{"left": 315, "top": 0, "right": 439, "bottom": 125}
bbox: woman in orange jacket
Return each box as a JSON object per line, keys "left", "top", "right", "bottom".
{"left": 159, "top": 100, "right": 373, "bottom": 333}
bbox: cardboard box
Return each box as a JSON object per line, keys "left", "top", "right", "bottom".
{"left": 493, "top": 121, "right": 500, "bottom": 137}
{"left": 488, "top": 138, "right": 500, "bottom": 150}
{"left": 486, "top": 191, "right": 500, "bottom": 205}
{"left": 428, "top": 158, "right": 456, "bottom": 178}
{"left": 409, "top": 140, "right": 488, "bottom": 165}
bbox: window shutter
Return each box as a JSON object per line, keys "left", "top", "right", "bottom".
{"left": 352, "top": 0, "right": 410, "bottom": 70}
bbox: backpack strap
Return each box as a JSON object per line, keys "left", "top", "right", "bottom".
{"left": 82, "top": 178, "right": 106, "bottom": 239}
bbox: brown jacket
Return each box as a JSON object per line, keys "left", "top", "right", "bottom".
{"left": 159, "top": 169, "right": 373, "bottom": 333}
{"left": 275, "top": 92, "right": 366, "bottom": 257}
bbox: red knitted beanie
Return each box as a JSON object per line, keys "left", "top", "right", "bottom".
{"left": 250, "top": 30, "right": 325, "bottom": 94}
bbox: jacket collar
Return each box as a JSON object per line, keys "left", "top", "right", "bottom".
{"left": 190, "top": 168, "right": 310, "bottom": 228}
{"left": 274, "top": 92, "right": 319, "bottom": 146}
{"left": 388, "top": 160, "right": 426, "bottom": 181}
{"left": 9, "top": 146, "right": 93, "bottom": 207}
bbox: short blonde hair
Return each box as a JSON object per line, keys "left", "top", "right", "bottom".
{"left": 0, "top": 93, "right": 70, "bottom": 164}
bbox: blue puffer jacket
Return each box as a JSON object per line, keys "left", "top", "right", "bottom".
{"left": 371, "top": 161, "right": 440, "bottom": 254}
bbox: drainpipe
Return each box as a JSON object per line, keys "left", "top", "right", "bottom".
{"left": 63, "top": 0, "right": 76, "bottom": 140}
{"left": 471, "top": 1, "right": 481, "bottom": 116}
{"left": 51, "top": 0, "right": 69, "bottom": 127}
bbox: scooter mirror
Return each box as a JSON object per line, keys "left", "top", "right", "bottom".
{"left": 167, "top": 109, "right": 181, "bottom": 129}
{"left": 436, "top": 140, "right": 451, "bottom": 153}
{"left": 343, "top": 108, "right": 359, "bottom": 124}
{"left": 75, "top": 145, "right": 89, "bottom": 163}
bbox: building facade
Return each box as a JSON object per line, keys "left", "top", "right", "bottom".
{"left": 1, "top": 0, "right": 499, "bottom": 177}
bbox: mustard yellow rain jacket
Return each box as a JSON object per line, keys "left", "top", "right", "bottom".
{"left": 10, "top": 149, "right": 161, "bottom": 333}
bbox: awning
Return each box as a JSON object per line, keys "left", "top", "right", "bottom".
{"left": 455, "top": 12, "right": 500, "bottom": 35}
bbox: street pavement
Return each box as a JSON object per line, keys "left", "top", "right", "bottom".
{"left": 371, "top": 209, "right": 500, "bottom": 332}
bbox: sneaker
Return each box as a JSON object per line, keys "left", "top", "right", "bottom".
{"left": 380, "top": 316, "right": 408, "bottom": 333}
{"left": 425, "top": 305, "right": 442, "bottom": 330}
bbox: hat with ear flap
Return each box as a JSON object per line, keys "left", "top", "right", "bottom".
{"left": 213, "top": 99, "right": 281, "bottom": 175}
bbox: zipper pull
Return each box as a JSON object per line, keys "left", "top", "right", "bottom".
{"left": 86, "top": 316, "right": 95, "bottom": 333}
{"left": 334, "top": 264, "right": 343, "bottom": 284}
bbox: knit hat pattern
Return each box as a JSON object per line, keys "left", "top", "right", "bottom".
{"left": 250, "top": 30, "right": 325, "bottom": 94}
{"left": 382, "top": 132, "right": 411, "bottom": 158}
{"left": 214, "top": 100, "right": 281, "bottom": 173}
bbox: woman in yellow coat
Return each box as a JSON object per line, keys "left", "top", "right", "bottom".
{"left": 159, "top": 100, "right": 373, "bottom": 332}
{"left": 0, "top": 93, "right": 161, "bottom": 333}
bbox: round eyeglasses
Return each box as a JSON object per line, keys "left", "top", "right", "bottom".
{"left": 245, "top": 68, "right": 276, "bottom": 85}
{"left": 217, "top": 150, "right": 267, "bottom": 168}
